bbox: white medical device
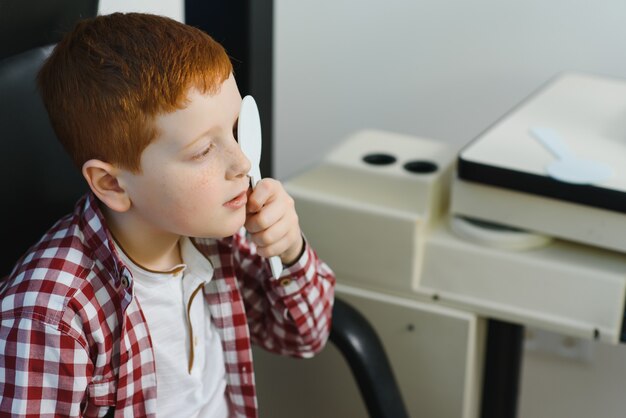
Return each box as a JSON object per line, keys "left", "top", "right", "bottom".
{"left": 254, "top": 72, "right": 626, "bottom": 418}
{"left": 286, "top": 73, "right": 626, "bottom": 344}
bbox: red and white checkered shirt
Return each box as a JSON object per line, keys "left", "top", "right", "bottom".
{"left": 0, "top": 193, "right": 335, "bottom": 417}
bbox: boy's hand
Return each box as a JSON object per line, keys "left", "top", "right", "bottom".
{"left": 245, "top": 178, "right": 304, "bottom": 265}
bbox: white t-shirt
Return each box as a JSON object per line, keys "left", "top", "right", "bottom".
{"left": 114, "top": 237, "right": 229, "bottom": 418}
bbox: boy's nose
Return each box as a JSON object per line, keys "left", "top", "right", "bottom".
{"left": 230, "top": 142, "right": 252, "bottom": 179}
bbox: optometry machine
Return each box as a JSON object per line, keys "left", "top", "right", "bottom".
{"left": 253, "top": 72, "right": 626, "bottom": 418}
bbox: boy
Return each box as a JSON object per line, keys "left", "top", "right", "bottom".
{"left": 0, "top": 13, "right": 335, "bottom": 418}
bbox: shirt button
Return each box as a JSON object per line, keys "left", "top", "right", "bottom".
{"left": 194, "top": 336, "right": 199, "bottom": 346}
{"left": 279, "top": 278, "right": 292, "bottom": 287}
{"left": 121, "top": 274, "right": 131, "bottom": 289}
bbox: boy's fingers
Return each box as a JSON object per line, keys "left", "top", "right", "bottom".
{"left": 253, "top": 225, "right": 293, "bottom": 257}
{"left": 256, "top": 237, "right": 291, "bottom": 259}
{"left": 246, "top": 179, "right": 275, "bottom": 213}
{"left": 248, "top": 213, "right": 289, "bottom": 246}
{"left": 255, "top": 224, "right": 302, "bottom": 260}
{"left": 244, "top": 199, "right": 282, "bottom": 233}
{"left": 244, "top": 177, "right": 301, "bottom": 258}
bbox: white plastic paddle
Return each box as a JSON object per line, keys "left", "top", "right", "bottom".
{"left": 238, "top": 95, "right": 283, "bottom": 279}
{"left": 530, "top": 127, "right": 612, "bottom": 185}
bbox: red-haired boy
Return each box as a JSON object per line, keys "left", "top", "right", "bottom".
{"left": 0, "top": 13, "right": 335, "bottom": 418}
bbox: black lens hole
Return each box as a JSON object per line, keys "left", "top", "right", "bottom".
{"left": 404, "top": 160, "right": 438, "bottom": 174}
{"left": 362, "top": 153, "right": 397, "bottom": 166}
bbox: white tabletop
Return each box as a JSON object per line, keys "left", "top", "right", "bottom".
{"left": 461, "top": 72, "right": 626, "bottom": 192}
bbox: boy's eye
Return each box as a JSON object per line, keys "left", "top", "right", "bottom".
{"left": 193, "top": 144, "right": 214, "bottom": 160}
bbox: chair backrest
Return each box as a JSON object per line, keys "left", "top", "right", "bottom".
{"left": 0, "top": 0, "right": 99, "bottom": 276}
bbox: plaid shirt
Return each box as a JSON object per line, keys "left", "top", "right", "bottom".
{"left": 0, "top": 193, "right": 335, "bottom": 417}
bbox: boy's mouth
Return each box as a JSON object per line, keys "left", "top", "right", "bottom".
{"left": 224, "top": 190, "right": 248, "bottom": 209}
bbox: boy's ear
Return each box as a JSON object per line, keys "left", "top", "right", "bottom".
{"left": 82, "top": 159, "right": 131, "bottom": 213}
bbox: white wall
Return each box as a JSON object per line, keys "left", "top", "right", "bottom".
{"left": 274, "top": 0, "right": 626, "bottom": 179}
{"left": 98, "top": 0, "right": 184, "bottom": 22}
{"left": 274, "top": 1, "right": 626, "bottom": 417}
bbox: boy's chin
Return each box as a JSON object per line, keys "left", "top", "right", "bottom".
{"left": 194, "top": 222, "right": 245, "bottom": 239}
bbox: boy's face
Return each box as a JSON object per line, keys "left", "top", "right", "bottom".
{"left": 117, "top": 74, "right": 252, "bottom": 239}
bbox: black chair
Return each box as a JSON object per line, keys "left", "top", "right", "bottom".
{"left": 0, "top": 3, "right": 408, "bottom": 417}
{"left": 330, "top": 299, "right": 409, "bottom": 418}
{"left": 0, "top": 0, "right": 93, "bottom": 274}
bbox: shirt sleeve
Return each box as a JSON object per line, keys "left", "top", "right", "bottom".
{"left": 232, "top": 228, "right": 336, "bottom": 358}
{"left": 0, "top": 316, "right": 92, "bottom": 417}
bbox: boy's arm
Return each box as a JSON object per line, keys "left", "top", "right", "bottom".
{"left": 233, "top": 228, "right": 336, "bottom": 358}
{"left": 238, "top": 178, "right": 336, "bottom": 357}
{"left": 0, "top": 317, "right": 92, "bottom": 416}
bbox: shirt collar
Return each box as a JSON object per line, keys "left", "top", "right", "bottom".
{"left": 112, "top": 238, "right": 187, "bottom": 281}
{"left": 180, "top": 237, "right": 214, "bottom": 286}
{"left": 78, "top": 192, "right": 129, "bottom": 282}
{"left": 79, "top": 193, "right": 215, "bottom": 288}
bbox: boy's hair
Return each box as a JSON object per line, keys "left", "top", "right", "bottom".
{"left": 37, "top": 13, "right": 233, "bottom": 172}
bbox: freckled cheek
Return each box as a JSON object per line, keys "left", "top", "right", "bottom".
{"left": 156, "top": 195, "right": 201, "bottom": 233}
{"left": 187, "top": 167, "right": 223, "bottom": 205}
{"left": 171, "top": 172, "right": 220, "bottom": 212}
{"left": 146, "top": 174, "right": 189, "bottom": 213}
{"left": 194, "top": 165, "right": 219, "bottom": 188}
{"left": 146, "top": 166, "right": 217, "bottom": 215}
